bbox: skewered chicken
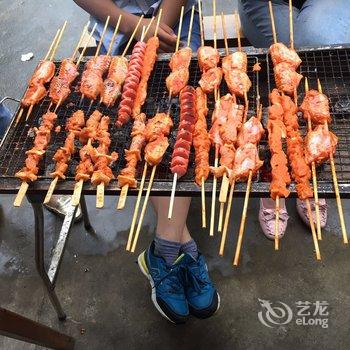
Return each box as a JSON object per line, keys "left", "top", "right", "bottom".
{"left": 166, "top": 47, "right": 192, "bottom": 96}
{"left": 101, "top": 56, "right": 128, "bottom": 107}
{"left": 305, "top": 125, "right": 338, "bottom": 165}
{"left": 80, "top": 55, "right": 111, "bottom": 100}
{"left": 118, "top": 113, "right": 147, "bottom": 188}
{"left": 15, "top": 112, "right": 57, "bottom": 182}
{"left": 300, "top": 90, "right": 331, "bottom": 124}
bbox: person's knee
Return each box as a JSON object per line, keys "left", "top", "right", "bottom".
{"left": 295, "top": 1, "right": 350, "bottom": 47}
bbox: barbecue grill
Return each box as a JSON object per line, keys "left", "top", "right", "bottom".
{"left": 1, "top": 46, "right": 350, "bottom": 197}
{"left": 1, "top": 45, "right": 349, "bottom": 320}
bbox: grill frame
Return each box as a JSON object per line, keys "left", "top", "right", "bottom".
{"left": 1, "top": 45, "right": 350, "bottom": 197}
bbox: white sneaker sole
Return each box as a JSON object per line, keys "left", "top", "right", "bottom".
{"left": 137, "top": 252, "right": 176, "bottom": 324}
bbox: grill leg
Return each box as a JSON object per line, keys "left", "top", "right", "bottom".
{"left": 28, "top": 195, "right": 67, "bottom": 321}
{"left": 80, "top": 195, "right": 96, "bottom": 235}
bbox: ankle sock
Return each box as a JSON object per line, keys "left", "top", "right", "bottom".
{"left": 154, "top": 236, "right": 182, "bottom": 265}
{"left": 180, "top": 239, "right": 198, "bottom": 260}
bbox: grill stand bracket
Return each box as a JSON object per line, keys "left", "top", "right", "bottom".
{"left": 27, "top": 193, "right": 95, "bottom": 320}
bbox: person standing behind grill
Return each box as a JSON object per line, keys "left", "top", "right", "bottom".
{"left": 238, "top": 0, "right": 350, "bottom": 240}
{"left": 73, "top": 0, "right": 219, "bottom": 324}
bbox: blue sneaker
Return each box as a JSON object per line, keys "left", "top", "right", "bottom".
{"left": 138, "top": 243, "right": 189, "bottom": 324}
{"left": 183, "top": 253, "right": 220, "bottom": 319}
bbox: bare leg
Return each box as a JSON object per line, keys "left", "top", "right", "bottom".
{"left": 150, "top": 196, "right": 192, "bottom": 242}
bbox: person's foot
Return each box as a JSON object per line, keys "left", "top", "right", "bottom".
{"left": 182, "top": 253, "right": 220, "bottom": 319}
{"left": 44, "top": 195, "right": 82, "bottom": 222}
{"left": 138, "top": 242, "right": 189, "bottom": 324}
{"left": 296, "top": 199, "right": 327, "bottom": 228}
{"left": 259, "top": 198, "right": 289, "bottom": 240}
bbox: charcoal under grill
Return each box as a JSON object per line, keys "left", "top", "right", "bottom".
{"left": 1, "top": 45, "right": 350, "bottom": 197}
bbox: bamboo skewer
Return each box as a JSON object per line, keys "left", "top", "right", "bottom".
{"left": 43, "top": 23, "right": 92, "bottom": 205}
{"left": 217, "top": 13, "right": 231, "bottom": 232}
{"left": 14, "top": 23, "right": 69, "bottom": 207}
{"left": 305, "top": 198, "right": 321, "bottom": 260}
{"left": 117, "top": 15, "right": 161, "bottom": 210}
{"left": 233, "top": 171, "right": 252, "bottom": 266}
{"left": 317, "top": 79, "right": 348, "bottom": 244}
{"left": 209, "top": 0, "right": 219, "bottom": 236}
{"left": 51, "top": 22, "right": 91, "bottom": 114}
{"left": 168, "top": 5, "right": 193, "bottom": 219}
{"left": 131, "top": 165, "right": 157, "bottom": 253}
{"left": 131, "top": 7, "right": 184, "bottom": 251}
{"left": 17, "top": 28, "right": 61, "bottom": 125}
{"left": 304, "top": 78, "right": 322, "bottom": 240}
{"left": 197, "top": 0, "right": 207, "bottom": 228}
{"left": 80, "top": 17, "right": 110, "bottom": 106}
{"left": 126, "top": 163, "right": 148, "bottom": 251}
{"left": 219, "top": 180, "right": 235, "bottom": 255}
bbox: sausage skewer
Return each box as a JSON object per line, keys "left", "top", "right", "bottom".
{"left": 167, "top": 5, "right": 196, "bottom": 219}
{"left": 118, "top": 13, "right": 162, "bottom": 210}
{"left": 130, "top": 7, "right": 186, "bottom": 251}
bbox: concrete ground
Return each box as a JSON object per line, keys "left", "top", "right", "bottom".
{"left": 0, "top": 1, "right": 350, "bottom": 349}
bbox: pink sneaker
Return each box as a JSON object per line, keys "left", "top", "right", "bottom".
{"left": 296, "top": 199, "right": 327, "bottom": 228}
{"left": 259, "top": 199, "right": 289, "bottom": 240}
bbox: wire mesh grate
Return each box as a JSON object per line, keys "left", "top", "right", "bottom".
{"left": 0, "top": 55, "right": 259, "bottom": 187}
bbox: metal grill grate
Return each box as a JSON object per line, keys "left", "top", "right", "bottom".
{"left": 1, "top": 47, "right": 350, "bottom": 196}
{"left": 0, "top": 55, "right": 259, "bottom": 188}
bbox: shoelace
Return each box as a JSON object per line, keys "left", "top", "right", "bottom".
{"left": 183, "top": 264, "right": 210, "bottom": 295}
{"left": 153, "top": 265, "right": 185, "bottom": 295}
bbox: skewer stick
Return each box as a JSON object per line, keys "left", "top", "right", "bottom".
{"left": 274, "top": 196, "right": 280, "bottom": 250}
{"left": 233, "top": 170, "right": 252, "bottom": 266}
{"left": 117, "top": 22, "right": 153, "bottom": 210}
{"left": 213, "top": 0, "right": 217, "bottom": 50}
{"left": 121, "top": 15, "right": 144, "bottom": 57}
{"left": 18, "top": 28, "right": 62, "bottom": 125}
{"left": 187, "top": 6, "right": 195, "bottom": 47}
{"left": 95, "top": 16, "right": 110, "bottom": 58}
{"left": 219, "top": 181, "right": 235, "bottom": 255}
{"left": 117, "top": 184, "right": 129, "bottom": 209}
{"left": 305, "top": 199, "right": 322, "bottom": 260}
{"left": 201, "top": 177, "right": 207, "bottom": 228}
{"left": 154, "top": 9, "right": 163, "bottom": 37}
{"left": 105, "top": 16, "right": 122, "bottom": 56}
{"left": 71, "top": 21, "right": 91, "bottom": 60}
{"left": 234, "top": 11, "right": 241, "bottom": 51}
{"left": 218, "top": 202, "right": 224, "bottom": 232}
{"left": 43, "top": 176, "right": 59, "bottom": 204}
{"left": 96, "top": 183, "right": 104, "bottom": 208}
{"left": 175, "top": 6, "right": 185, "bottom": 52}
{"left": 76, "top": 22, "right": 98, "bottom": 67}
{"left": 268, "top": 1, "right": 278, "bottom": 44}
{"left": 131, "top": 165, "right": 157, "bottom": 253}
{"left": 13, "top": 182, "right": 29, "bottom": 207}
{"left": 289, "top": 0, "right": 294, "bottom": 50}
{"left": 317, "top": 79, "right": 348, "bottom": 244}
{"left": 71, "top": 179, "right": 84, "bottom": 206}
{"left": 49, "top": 20, "right": 68, "bottom": 62}
{"left": 221, "top": 12, "right": 229, "bottom": 55}
{"left": 44, "top": 29, "right": 61, "bottom": 61}
{"left": 167, "top": 7, "right": 187, "bottom": 219}
{"left": 210, "top": 145, "right": 219, "bottom": 236}
{"left": 126, "top": 163, "right": 148, "bottom": 251}
{"left": 168, "top": 173, "right": 178, "bottom": 219}
{"left": 198, "top": 0, "right": 205, "bottom": 47}
{"left": 305, "top": 78, "right": 322, "bottom": 240}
